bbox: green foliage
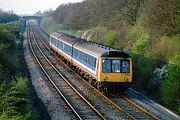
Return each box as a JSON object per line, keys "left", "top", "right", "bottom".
{"left": 104, "top": 31, "right": 118, "bottom": 47}
{"left": 0, "top": 11, "right": 19, "bottom": 23}
{"left": 0, "top": 23, "right": 24, "bottom": 75}
{"left": 133, "top": 56, "right": 157, "bottom": 90}
{"left": 126, "top": 24, "right": 151, "bottom": 54}
{"left": 6, "top": 21, "right": 22, "bottom": 33}
{"left": 0, "top": 76, "right": 36, "bottom": 120}
{"left": 0, "top": 112, "right": 22, "bottom": 120}
{"left": 160, "top": 55, "right": 180, "bottom": 113}
{"left": 150, "top": 35, "right": 180, "bottom": 62}
{"left": 0, "top": 64, "right": 3, "bottom": 79}
{"left": 0, "top": 22, "right": 40, "bottom": 119}
{"left": 148, "top": 65, "right": 167, "bottom": 94}
{"left": 132, "top": 32, "right": 150, "bottom": 54}
{"left": 12, "top": 75, "right": 28, "bottom": 93}
{"left": 0, "top": 24, "right": 16, "bottom": 52}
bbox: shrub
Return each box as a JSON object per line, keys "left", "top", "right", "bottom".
{"left": 104, "top": 31, "right": 118, "bottom": 47}
{"left": 160, "top": 55, "right": 180, "bottom": 112}
{"left": 0, "top": 112, "right": 22, "bottom": 120}
{"left": 12, "top": 75, "right": 28, "bottom": 93}
{"left": 0, "top": 64, "right": 3, "bottom": 79}
{"left": 0, "top": 76, "right": 36, "bottom": 120}
{"left": 132, "top": 56, "right": 157, "bottom": 90}
{"left": 148, "top": 65, "right": 167, "bottom": 94}
{"left": 125, "top": 24, "right": 151, "bottom": 54}
{"left": 132, "top": 32, "right": 150, "bottom": 54}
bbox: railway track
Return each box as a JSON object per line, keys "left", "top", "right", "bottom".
{"left": 26, "top": 21, "right": 158, "bottom": 120}
{"left": 29, "top": 22, "right": 132, "bottom": 120}
{"left": 110, "top": 95, "right": 158, "bottom": 120}
{"left": 27, "top": 25, "right": 106, "bottom": 120}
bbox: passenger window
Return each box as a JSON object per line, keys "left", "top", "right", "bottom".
{"left": 102, "top": 59, "right": 111, "bottom": 73}
{"left": 112, "top": 60, "right": 121, "bottom": 72}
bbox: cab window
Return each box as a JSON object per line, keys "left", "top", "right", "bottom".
{"left": 102, "top": 59, "right": 111, "bottom": 73}
{"left": 112, "top": 60, "right": 121, "bottom": 72}
{"left": 122, "top": 61, "right": 130, "bottom": 73}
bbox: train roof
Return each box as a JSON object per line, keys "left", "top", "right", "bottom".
{"left": 51, "top": 32, "right": 130, "bottom": 58}
{"left": 73, "top": 41, "right": 130, "bottom": 58}
{"left": 50, "top": 32, "right": 61, "bottom": 39}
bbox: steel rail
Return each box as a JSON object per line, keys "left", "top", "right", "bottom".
{"left": 122, "top": 95, "right": 158, "bottom": 120}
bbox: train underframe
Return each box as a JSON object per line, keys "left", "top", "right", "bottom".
{"left": 97, "top": 82, "right": 131, "bottom": 94}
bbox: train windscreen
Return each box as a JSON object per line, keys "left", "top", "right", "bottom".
{"left": 102, "top": 59, "right": 130, "bottom": 73}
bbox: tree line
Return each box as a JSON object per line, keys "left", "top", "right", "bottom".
{"left": 0, "top": 10, "right": 19, "bottom": 23}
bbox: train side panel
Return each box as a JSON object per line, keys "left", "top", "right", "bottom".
{"left": 71, "top": 47, "right": 99, "bottom": 79}
{"left": 50, "top": 35, "right": 58, "bottom": 52}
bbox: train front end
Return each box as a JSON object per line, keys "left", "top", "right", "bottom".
{"left": 98, "top": 51, "right": 132, "bottom": 93}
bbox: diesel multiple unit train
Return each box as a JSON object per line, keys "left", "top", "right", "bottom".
{"left": 49, "top": 32, "right": 132, "bottom": 93}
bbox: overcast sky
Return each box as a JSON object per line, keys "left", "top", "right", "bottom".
{"left": 0, "top": 0, "right": 84, "bottom": 15}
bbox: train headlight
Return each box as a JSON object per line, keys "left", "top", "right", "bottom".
{"left": 124, "top": 77, "right": 129, "bottom": 82}
{"left": 104, "top": 77, "right": 108, "bottom": 81}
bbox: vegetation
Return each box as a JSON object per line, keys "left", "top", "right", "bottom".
{"left": 160, "top": 55, "right": 180, "bottom": 112}
{"left": 104, "top": 31, "right": 118, "bottom": 47}
{"left": 0, "top": 76, "right": 37, "bottom": 120}
{"left": 41, "top": 0, "right": 180, "bottom": 113}
{"left": 0, "top": 12, "right": 50, "bottom": 119}
{"left": 0, "top": 10, "right": 19, "bottom": 23}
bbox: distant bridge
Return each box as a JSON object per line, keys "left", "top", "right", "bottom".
{"left": 21, "top": 15, "right": 42, "bottom": 27}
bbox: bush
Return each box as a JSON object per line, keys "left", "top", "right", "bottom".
{"left": 0, "top": 64, "right": 3, "bottom": 79}
{"left": 148, "top": 65, "right": 167, "bottom": 94}
{"left": 149, "top": 34, "right": 180, "bottom": 62}
{"left": 125, "top": 24, "right": 151, "bottom": 54}
{"left": 132, "top": 32, "right": 150, "bottom": 54}
{"left": 104, "top": 31, "right": 118, "bottom": 47}
{"left": 0, "top": 112, "right": 22, "bottom": 120}
{"left": 12, "top": 75, "right": 28, "bottom": 93}
{"left": 132, "top": 56, "right": 157, "bottom": 90}
{"left": 0, "top": 76, "right": 37, "bottom": 120}
{"left": 160, "top": 55, "right": 180, "bottom": 113}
